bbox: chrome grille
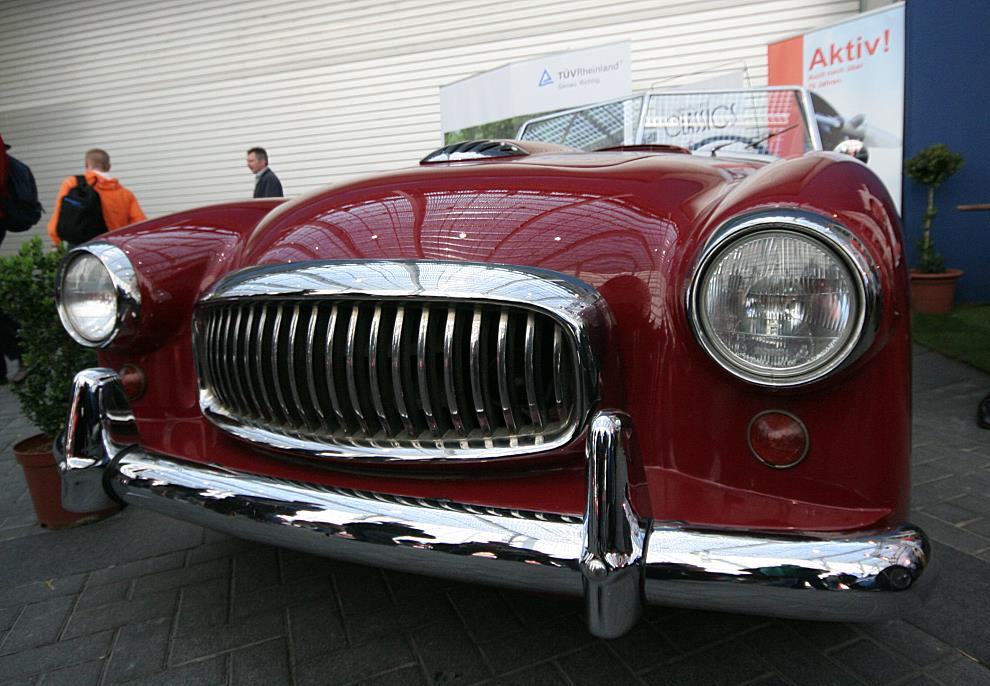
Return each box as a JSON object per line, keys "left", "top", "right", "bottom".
{"left": 195, "top": 299, "right": 578, "bottom": 454}
{"left": 193, "top": 260, "right": 608, "bottom": 462}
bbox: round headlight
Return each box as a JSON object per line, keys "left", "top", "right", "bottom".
{"left": 57, "top": 244, "right": 141, "bottom": 348}
{"left": 690, "top": 215, "right": 878, "bottom": 386}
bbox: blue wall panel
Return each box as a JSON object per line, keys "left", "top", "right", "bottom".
{"left": 904, "top": 0, "right": 990, "bottom": 302}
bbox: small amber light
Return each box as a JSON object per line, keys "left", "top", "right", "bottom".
{"left": 747, "top": 410, "right": 808, "bottom": 469}
{"left": 119, "top": 364, "right": 146, "bottom": 401}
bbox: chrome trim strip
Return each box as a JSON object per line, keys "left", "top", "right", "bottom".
{"left": 685, "top": 210, "right": 883, "bottom": 388}
{"left": 524, "top": 312, "right": 543, "bottom": 429}
{"left": 469, "top": 307, "right": 490, "bottom": 433}
{"left": 443, "top": 306, "right": 466, "bottom": 436}
{"left": 59, "top": 371, "right": 936, "bottom": 637}
{"left": 345, "top": 305, "right": 369, "bottom": 435}
{"left": 496, "top": 309, "right": 517, "bottom": 433}
{"left": 391, "top": 306, "right": 415, "bottom": 436}
{"left": 304, "top": 304, "right": 328, "bottom": 433}
{"left": 324, "top": 305, "right": 347, "bottom": 431}
{"left": 368, "top": 304, "right": 392, "bottom": 436}
{"left": 221, "top": 308, "right": 241, "bottom": 411}
{"left": 56, "top": 242, "right": 143, "bottom": 349}
{"left": 553, "top": 327, "right": 567, "bottom": 423}
{"left": 417, "top": 306, "right": 440, "bottom": 437}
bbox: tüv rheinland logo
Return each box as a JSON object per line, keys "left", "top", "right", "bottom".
{"left": 538, "top": 69, "right": 554, "bottom": 87}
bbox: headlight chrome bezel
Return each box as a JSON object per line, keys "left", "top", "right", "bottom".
{"left": 686, "top": 211, "right": 882, "bottom": 388}
{"left": 56, "top": 242, "right": 141, "bottom": 348}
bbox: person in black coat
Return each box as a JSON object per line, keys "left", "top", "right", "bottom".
{"left": 246, "top": 147, "right": 284, "bottom": 198}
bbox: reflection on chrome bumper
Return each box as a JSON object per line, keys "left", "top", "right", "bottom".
{"left": 57, "top": 368, "right": 934, "bottom": 638}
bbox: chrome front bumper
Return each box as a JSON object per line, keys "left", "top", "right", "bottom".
{"left": 58, "top": 368, "right": 934, "bottom": 638}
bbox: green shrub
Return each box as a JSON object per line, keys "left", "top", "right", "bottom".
{"left": 0, "top": 238, "right": 97, "bottom": 438}
{"left": 904, "top": 143, "right": 965, "bottom": 273}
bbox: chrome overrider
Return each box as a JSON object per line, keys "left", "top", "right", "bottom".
{"left": 57, "top": 369, "right": 934, "bottom": 639}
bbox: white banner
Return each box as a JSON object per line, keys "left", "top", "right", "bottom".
{"left": 440, "top": 42, "right": 632, "bottom": 133}
{"left": 769, "top": 4, "right": 905, "bottom": 209}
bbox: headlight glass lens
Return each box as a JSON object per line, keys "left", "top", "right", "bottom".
{"left": 62, "top": 254, "right": 118, "bottom": 342}
{"left": 698, "top": 230, "right": 860, "bottom": 379}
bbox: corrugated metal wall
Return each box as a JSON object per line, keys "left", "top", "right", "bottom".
{"left": 0, "top": 0, "right": 859, "bottom": 255}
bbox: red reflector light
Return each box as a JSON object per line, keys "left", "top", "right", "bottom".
{"left": 747, "top": 410, "right": 808, "bottom": 469}
{"left": 119, "top": 364, "right": 146, "bottom": 401}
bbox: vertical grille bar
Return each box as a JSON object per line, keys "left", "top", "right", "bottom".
{"left": 418, "top": 305, "right": 440, "bottom": 436}
{"left": 324, "top": 304, "right": 347, "bottom": 431}
{"left": 524, "top": 312, "right": 544, "bottom": 429}
{"left": 229, "top": 305, "right": 248, "bottom": 414}
{"left": 286, "top": 304, "right": 311, "bottom": 430}
{"left": 497, "top": 308, "right": 517, "bottom": 433}
{"left": 254, "top": 305, "right": 277, "bottom": 421}
{"left": 270, "top": 303, "right": 292, "bottom": 424}
{"left": 204, "top": 310, "right": 221, "bottom": 402}
{"left": 239, "top": 304, "right": 260, "bottom": 418}
{"left": 345, "top": 305, "right": 370, "bottom": 434}
{"left": 391, "top": 306, "right": 415, "bottom": 436}
{"left": 304, "top": 303, "right": 329, "bottom": 434}
{"left": 443, "top": 306, "right": 466, "bottom": 436}
{"left": 553, "top": 326, "right": 568, "bottom": 423}
{"left": 368, "top": 304, "right": 393, "bottom": 436}
{"left": 469, "top": 307, "right": 490, "bottom": 433}
{"left": 218, "top": 308, "right": 237, "bottom": 410}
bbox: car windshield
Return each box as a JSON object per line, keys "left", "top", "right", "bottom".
{"left": 518, "top": 87, "right": 819, "bottom": 158}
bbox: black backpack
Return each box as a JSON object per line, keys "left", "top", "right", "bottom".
{"left": 0, "top": 154, "right": 44, "bottom": 234}
{"left": 56, "top": 175, "right": 108, "bottom": 245}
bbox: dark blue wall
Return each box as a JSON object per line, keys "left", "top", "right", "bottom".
{"left": 904, "top": 0, "right": 990, "bottom": 302}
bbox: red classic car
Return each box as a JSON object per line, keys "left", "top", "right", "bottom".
{"left": 55, "top": 87, "right": 931, "bottom": 638}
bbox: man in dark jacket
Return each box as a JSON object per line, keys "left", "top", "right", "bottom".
{"left": 246, "top": 147, "right": 284, "bottom": 198}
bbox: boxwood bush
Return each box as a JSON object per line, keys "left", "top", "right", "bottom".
{"left": 0, "top": 238, "right": 97, "bottom": 439}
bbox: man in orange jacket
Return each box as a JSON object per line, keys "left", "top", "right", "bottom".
{"left": 47, "top": 148, "right": 146, "bottom": 245}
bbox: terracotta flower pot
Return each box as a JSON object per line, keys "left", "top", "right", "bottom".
{"left": 12, "top": 433, "right": 120, "bottom": 529}
{"left": 910, "top": 268, "right": 964, "bottom": 314}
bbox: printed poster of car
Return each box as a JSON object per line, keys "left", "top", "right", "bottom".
{"left": 768, "top": 3, "right": 905, "bottom": 210}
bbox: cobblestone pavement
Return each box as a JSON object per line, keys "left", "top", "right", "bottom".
{"left": 1, "top": 347, "right": 988, "bottom": 686}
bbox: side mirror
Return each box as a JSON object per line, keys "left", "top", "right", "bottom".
{"left": 834, "top": 139, "right": 869, "bottom": 163}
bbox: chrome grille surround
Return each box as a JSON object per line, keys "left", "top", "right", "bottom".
{"left": 193, "top": 260, "right": 610, "bottom": 462}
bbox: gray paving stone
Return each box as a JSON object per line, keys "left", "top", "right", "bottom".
{"left": 287, "top": 597, "right": 347, "bottom": 664}
{"left": 87, "top": 551, "right": 186, "bottom": 588}
{"left": 170, "top": 608, "right": 284, "bottom": 665}
{"left": 412, "top": 618, "right": 493, "bottom": 684}
{"left": 604, "top": 620, "right": 682, "bottom": 673}
{"left": 104, "top": 615, "right": 171, "bottom": 684}
{"left": 174, "top": 576, "right": 230, "bottom": 635}
{"left": 0, "top": 629, "right": 113, "bottom": 681}
{"left": 0, "top": 574, "right": 86, "bottom": 610}
{"left": 858, "top": 621, "right": 955, "bottom": 667}
{"left": 232, "top": 574, "right": 333, "bottom": 618}
{"left": 117, "top": 655, "right": 227, "bottom": 686}
{"left": 0, "top": 595, "right": 74, "bottom": 654}
{"left": 828, "top": 639, "right": 916, "bottom": 685}
{"left": 295, "top": 634, "right": 417, "bottom": 686}
{"left": 446, "top": 587, "right": 523, "bottom": 643}
{"left": 230, "top": 637, "right": 291, "bottom": 686}
{"left": 641, "top": 638, "right": 773, "bottom": 686}
{"left": 76, "top": 579, "right": 131, "bottom": 611}
{"left": 478, "top": 613, "right": 594, "bottom": 676}
{"left": 62, "top": 588, "right": 178, "bottom": 640}
{"left": 490, "top": 662, "right": 572, "bottom": 686}
{"left": 557, "top": 643, "right": 642, "bottom": 686}
{"left": 132, "top": 557, "right": 229, "bottom": 595}
{"left": 355, "top": 665, "right": 429, "bottom": 686}
{"left": 232, "top": 546, "right": 281, "bottom": 596}
{"left": 926, "top": 654, "right": 990, "bottom": 685}
{"left": 743, "top": 623, "right": 862, "bottom": 686}
{"left": 41, "top": 658, "right": 104, "bottom": 686}
{"left": 656, "top": 610, "right": 768, "bottom": 654}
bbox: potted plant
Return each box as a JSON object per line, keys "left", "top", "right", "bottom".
{"left": 904, "top": 143, "right": 965, "bottom": 313}
{"left": 0, "top": 237, "right": 117, "bottom": 527}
